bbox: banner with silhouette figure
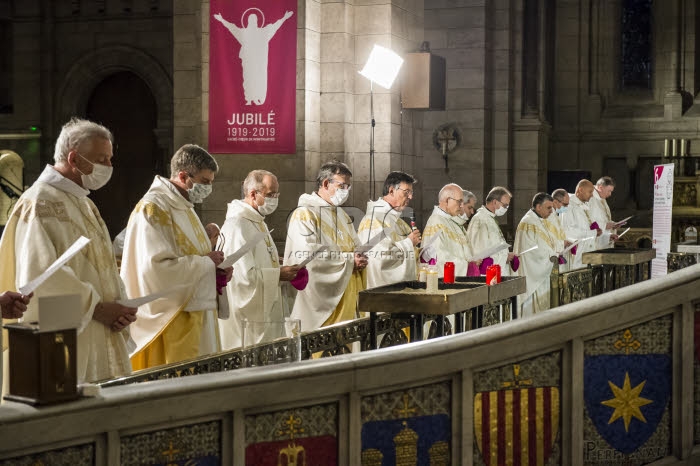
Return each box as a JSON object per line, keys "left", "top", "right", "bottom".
{"left": 209, "top": 1, "right": 297, "bottom": 154}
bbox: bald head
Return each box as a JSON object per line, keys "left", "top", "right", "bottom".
{"left": 575, "top": 179, "right": 595, "bottom": 203}
{"left": 438, "top": 183, "right": 464, "bottom": 216}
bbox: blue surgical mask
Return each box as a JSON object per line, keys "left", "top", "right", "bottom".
{"left": 557, "top": 206, "right": 568, "bottom": 215}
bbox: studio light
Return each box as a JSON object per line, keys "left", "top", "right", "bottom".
{"left": 359, "top": 45, "right": 404, "bottom": 199}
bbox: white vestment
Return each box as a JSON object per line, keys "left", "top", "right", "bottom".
{"left": 467, "top": 206, "right": 511, "bottom": 272}
{"left": 0, "top": 165, "right": 131, "bottom": 386}
{"left": 120, "top": 176, "right": 218, "bottom": 358}
{"left": 514, "top": 209, "right": 558, "bottom": 317}
{"left": 561, "top": 194, "right": 597, "bottom": 270}
{"left": 589, "top": 190, "right": 614, "bottom": 249}
{"left": 219, "top": 200, "right": 284, "bottom": 350}
{"left": 284, "top": 193, "right": 362, "bottom": 332}
{"left": 543, "top": 212, "right": 570, "bottom": 272}
{"left": 423, "top": 206, "right": 473, "bottom": 277}
{"left": 358, "top": 199, "right": 417, "bottom": 288}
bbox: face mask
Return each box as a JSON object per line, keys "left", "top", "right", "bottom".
{"left": 495, "top": 206, "right": 508, "bottom": 217}
{"left": 76, "top": 154, "right": 113, "bottom": 190}
{"left": 460, "top": 213, "right": 469, "bottom": 221}
{"left": 557, "top": 206, "right": 568, "bottom": 215}
{"left": 330, "top": 188, "right": 350, "bottom": 206}
{"left": 188, "top": 182, "right": 212, "bottom": 204}
{"left": 257, "top": 196, "right": 278, "bottom": 216}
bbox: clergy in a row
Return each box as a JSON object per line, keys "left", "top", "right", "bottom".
{"left": 357, "top": 171, "right": 421, "bottom": 288}
{"left": 121, "top": 145, "right": 234, "bottom": 370}
{"left": 423, "top": 183, "right": 479, "bottom": 277}
{"left": 0, "top": 118, "right": 137, "bottom": 384}
{"left": 284, "top": 161, "right": 367, "bottom": 332}
{"left": 514, "top": 192, "right": 566, "bottom": 316}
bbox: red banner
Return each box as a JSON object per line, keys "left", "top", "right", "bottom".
{"left": 209, "top": 0, "right": 297, "bottom": 154}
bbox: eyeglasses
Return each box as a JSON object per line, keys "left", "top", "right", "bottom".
{"left": 497, "top": 199, "right": 510, "bottom": 209}
{"left": 448, "top": 197, "right": 464, "bottom": 205}
{"left": 257, "top": 190, "right": 280, "bottom": 199}
{"left": 330, "top": 179, "right": 351, "bottom": 190}
{"left": 396, "top": 186, "right": 413, "bottom": 196}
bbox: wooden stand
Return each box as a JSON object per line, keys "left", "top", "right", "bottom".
{"left": 4, "top": 323, "right": 78, "bottom": 405}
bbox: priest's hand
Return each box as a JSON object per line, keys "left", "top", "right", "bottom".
{"left": 564, "top": 240, "right": 573, "bottom": 249}
{"left": 610, "top": 234, "right": 619, "bottom": 241}
{"left": 222, "top": 266, "right": 233, "bottom": 283}
{"left": 93, "top": 302, "right": 137, "bottom": 332}
{"left": 605, "top": 221, "right": 617, "bottom": 230}
{"left": 354, "top": 252, "right": 368, "bottom": 271}
{"left": 595, "top": 228, "right": 603, "bottom": 237}
{"left": 0, "top": 291, "right": 32, "bottom": 319}
{"left": 207, "top": 250, "right": 224, "bottom": 266}
{"left": 507, "top": 252, "right": 516, "bottom": 263}
{"left": 408, "top": 229, "right": 421, "bottom": 246}
{"left": 280, "top": 265, "right": 302, "bottom": 281}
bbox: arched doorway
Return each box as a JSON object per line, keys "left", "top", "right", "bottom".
{"left": 86, "top": 71, "right": 159, "bottom": 238}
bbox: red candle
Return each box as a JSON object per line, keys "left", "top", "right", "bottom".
{"left": 443, "top": 261, "right": 455, "bottom": 283}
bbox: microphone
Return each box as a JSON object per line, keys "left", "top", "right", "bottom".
{"left": 410, "top": 213, "right": 417, "bottom": 231}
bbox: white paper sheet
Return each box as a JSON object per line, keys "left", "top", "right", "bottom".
{"left": 116, "top": 284, "right": 189, "bottom": 308}
{"left": 472, "top": 242, "right": 510, "bottom": 261}
{"left": 517, "top": 245, "right": 539, "bottom": 256}
{"left": 560, "top": 235, "right": 596, "bottom": 255}
{"left": 297, "top": 245, "right": 330, "bottom": 268}
{"left": 617, "top": 227, "right": 631, "bottom": 239}
{"left": 38, "top": 294, "right": 82, "bottom": 332}
{"left": 355, "top": 227, "right": 392, "bottom": 253}
{"left": 19, "top": 236, "right": 91, "bottom": 295}
{"left": 218, "top": 230, "right": 267, "bottom": 269}
{"left": 613, "top": 216, "right": 632, "bottom": 227}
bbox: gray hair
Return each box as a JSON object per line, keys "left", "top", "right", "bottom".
{"left": 596, "top": 176, "right": 615, "bottom": 187}
{"left": 551, "top": 188, "right": 568, "bottom": 202}
{"left": 463, "top": 190, "right": 477, "bottom": 203}
{"left": 315, "top": 160, "right": 352, "bottom": 189}
{"left": 485, "top": 186, "right": 512, "bottom": 203}
{"left": 170, "top": 144, "right": 218, "bottom": 177}
{"left": 53, "top": 118, "right": 113, "bottom": 163}
{"left": 438, "top": 183, "right": 463, "bottom": 202}
{"left": 241, "top": 169, "right": 275, "bottom": 198}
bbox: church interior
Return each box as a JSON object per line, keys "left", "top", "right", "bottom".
{"left": 1, "top": 1, "right": 700, "bottom": 465}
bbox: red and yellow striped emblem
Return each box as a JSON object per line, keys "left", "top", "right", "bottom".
{"left": 474, "top": 387, "right": 560, "bottom": 466}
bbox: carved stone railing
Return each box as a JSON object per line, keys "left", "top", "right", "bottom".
{"left": 2, "top": 265, "right": 699, "bottom": 465}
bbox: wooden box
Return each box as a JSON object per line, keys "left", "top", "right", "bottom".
{"left": 4, "top": 323, "right": 78, "bottom": 405}
{"left": 401, "top": 52, "right": 446, "bottom": 110}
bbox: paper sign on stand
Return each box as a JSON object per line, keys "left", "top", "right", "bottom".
{"left": 651, "top": 164, "right": 674, "bottom": 278}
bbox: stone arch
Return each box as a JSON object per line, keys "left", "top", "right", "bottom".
{"left": 55, "top": 45, "right": 173, "bottom": 157}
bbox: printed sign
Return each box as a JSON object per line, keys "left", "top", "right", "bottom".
{"left": 651, "top": 164, "right": 674, "bottom": 278}
{"left": 209, "top": 1, "right": 297, "bottom": 153}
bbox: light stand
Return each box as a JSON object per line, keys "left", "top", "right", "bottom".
{"left": 359, "top": 45, "right": 403, "bottom": 199}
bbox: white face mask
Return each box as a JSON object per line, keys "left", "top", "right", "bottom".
{"left": 188, "top": 182, "right": 212, "bottom": 204}
{"left": 76, "top": 154, "right": 113, "bottom": 191}
{"left": 460, "top": 213, "right": 469, "bottom": 221}
{"left": 557, "top": 206, "right": 568, "bottom": 215}
{"left": 330, "top": 188, "right": 350, "bottom": 206}
{"left": 256, "top": 196, "right": 278, "bottom": 216}
{"left": 495, "top": 206, "right": 508, "bottom": 217}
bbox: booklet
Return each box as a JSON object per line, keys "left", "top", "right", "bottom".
{"left": 19, "top": 236, "right": 91, "bottom": 295}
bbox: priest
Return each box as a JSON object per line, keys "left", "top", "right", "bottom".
{"left": 358, "top": 171, "right": 420, "bottom": 288}
{"left": 514, "top": 193, "right": 561, "bottom": 316}
{"left": 121, "top": 144, "right": 232, "bottom": 370}
{"left": 422, "top": 184, "right": 477, "bottom": 277}
{"left": 545, "top": 188, "right": 572, "bottom": 271}
{"left": 218, "top": 170, "right": 302, "bottom": 350}
{"left": 466, "top": 186, "right": 516, "bottom": 272}
{"left": 0, "top": 118, "right": 135, "bottom": 384}
{"left": 284, "top": 161, "right": 367, "bottom": 332}
{"left": 561, "top": 179, "right": 599, "bottom": 269}
{"left": 589, "top": 176, "right": 619, "bottom": 249}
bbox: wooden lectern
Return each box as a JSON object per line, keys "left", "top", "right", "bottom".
{"left": 4, "top": 323, "right": 78, "bottom": 405}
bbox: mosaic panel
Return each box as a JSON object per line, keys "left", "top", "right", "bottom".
{"left": 120, "top": 420, "right": 220, "bottom": 465}
{"left": 361, "top": 381, "right": 451, "bottom": 465}
{"left": 473, "top": 352, "right": 562, "bottom": 466}
{"left": 244, "top": 402, "right": 337, "bottom": 465}
{"left": 583, "top": 316, "right": 672, "bottom": 465}
{"left": 695, "top": 308, "right": 700, "bottom": 445}
{"left": 0, "top": 443, "right": 93, "bottom": 466}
